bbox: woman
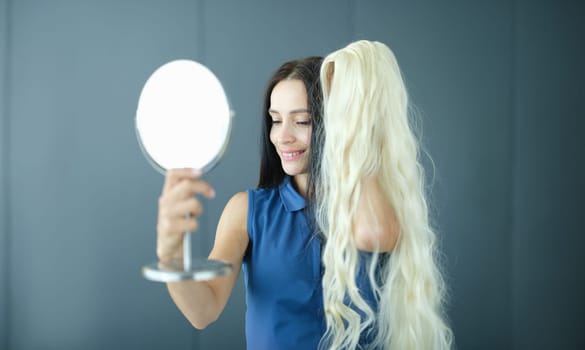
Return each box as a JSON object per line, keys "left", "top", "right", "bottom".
{"left": 157, "top": 50, "right": 416, "bottom": 349}
{"left": 315, "top": 40, "right": 453, "bottom": 349}
{"left": 156, "top": 56, "right": 327, "bottom": 349}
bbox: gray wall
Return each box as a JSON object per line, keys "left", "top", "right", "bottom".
{"left": 513, "top": 1, "right": 584, "bottom": 349}
{"left": 0, "top": 1, "right": 582, "bottom": 349}
{"left": 1, "top": 0, "right": 9, "bottom": 347}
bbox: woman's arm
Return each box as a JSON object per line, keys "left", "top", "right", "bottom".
{"left": 155, "top": 168, "right": 248, "bottom": 330}
{"left": 166, "top": 192, "right": 249, "bottom": 329}
{"left": 352, "top": 177, "right": 399, "bottom": 253}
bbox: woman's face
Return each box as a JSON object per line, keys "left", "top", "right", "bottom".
{"left": 269, "top": 79, "right": 312, "bottom": 177}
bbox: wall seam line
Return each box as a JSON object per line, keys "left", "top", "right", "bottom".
{"left": 509, "top": 1, "right": 518, "bottom": 349}
{"left": 2, "top": 0, "right": 12, "bottom": 349}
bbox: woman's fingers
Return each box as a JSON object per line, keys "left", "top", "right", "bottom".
{"left": 158, "top": 215, "right": 199, "bottom": 238}
{"left": 162, "top": 168, "right": 202, "bottom": 195}
{"left": 157, "top": 168, "right": 215, "bottom": 262}
{"left": 157, "top": 216, "right": 199, "bottom": 261}
{"left": 159, "top": 181, "right": 214, "bottom": 219}
{"left": 178, "top": 178, "right": 215, "bottom": 200}
{"left": 170, "top": 197, "right": 203, "bottom": 218}
{"left": 163, "top": 174, "right": 216, "bottom": 202}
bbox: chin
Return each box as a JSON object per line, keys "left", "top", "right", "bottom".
{"left": 283, "top": 167, "right": 308, "bottom": 177}
{"left": 281, "top": 165, "right": 300, "bottom": 176}
{"left": 283, "top": 169, "right": 300, "bottom": 176}
{"left": 280, "top": 158, "right": 308, "bottom": 177}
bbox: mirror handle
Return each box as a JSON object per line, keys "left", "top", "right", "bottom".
{"left": 183, "top": 214, "right": 192, "bottom": 271}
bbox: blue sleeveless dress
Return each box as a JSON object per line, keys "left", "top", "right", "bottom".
{"left": 244, "top": 176, "right": 325, "bottom": 349}
{"left": 243, "top": 176, "right": 381, "bottom": 349}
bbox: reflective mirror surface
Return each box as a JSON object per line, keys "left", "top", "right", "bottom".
{"left": 136, "top": 59, "right": 231, "bottom": 173}
{"left": 136, "top": 60, "right": 233, "bottom": 282}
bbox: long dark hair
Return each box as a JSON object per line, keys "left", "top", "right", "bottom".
{"left": 257, "top": 56, "right": 323, "bottom": 200}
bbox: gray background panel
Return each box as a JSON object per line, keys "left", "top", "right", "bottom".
{"left": 0, "top": 0, "right": 583, "bottom": 349}
{"left": 0, "top": 0, "right": 9, "bottom": 348}
{"left": 512, "top": 1, "right": 585, "bottom": 349}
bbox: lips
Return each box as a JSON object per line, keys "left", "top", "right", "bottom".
{"left": 281, "top": 150, "right": 305, "bottom": 161}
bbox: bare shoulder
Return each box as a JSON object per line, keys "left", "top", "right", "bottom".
{"left": 226, "top": 191, "right": 248, "bottom": 209}
{"left": 209, "top": 191, "right": 249, "bottom": 263}
{"left": 220, "top": 191, "right": 248, "bottom": 229}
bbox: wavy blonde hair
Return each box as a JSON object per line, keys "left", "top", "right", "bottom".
{"left": 316, "top": 40, "right": 453, "bottom": 349}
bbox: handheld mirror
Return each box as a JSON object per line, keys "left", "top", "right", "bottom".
{"left": 136, "top": 60, "right": 233, "bottom": 282}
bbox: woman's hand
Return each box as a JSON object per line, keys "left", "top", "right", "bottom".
{"left": 156, "top": 168, "right": 216, "bottom": 262}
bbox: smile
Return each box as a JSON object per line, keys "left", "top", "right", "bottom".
{"left": 281, "top": 150, "right": 305, "bottom": 161}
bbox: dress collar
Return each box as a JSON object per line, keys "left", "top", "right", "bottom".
{"left": 278, "top": 176, "right": 306, "bottom": 212}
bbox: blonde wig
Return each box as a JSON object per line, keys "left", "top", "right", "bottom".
{"left": 316, "top": 40, "right": 453, "bottom": 349}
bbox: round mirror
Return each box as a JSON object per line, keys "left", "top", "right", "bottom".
{"left": 136, "top": 59, "right": 233, "bottom": 282}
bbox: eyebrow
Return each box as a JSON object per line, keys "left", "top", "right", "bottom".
{"left": 268, "top": 108, "right": 311, "bottom": 115}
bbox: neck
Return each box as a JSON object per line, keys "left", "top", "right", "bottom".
{"left": 292, "top": 174, "right": 308, "bottom": 198}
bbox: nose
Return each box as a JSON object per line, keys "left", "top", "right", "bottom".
{"left": 275, "top": 121, "right": 295, "bottom": 145}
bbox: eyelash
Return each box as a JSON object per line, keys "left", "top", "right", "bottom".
{"left": 271, "top": 120, "right": 311, "bottom": 126}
